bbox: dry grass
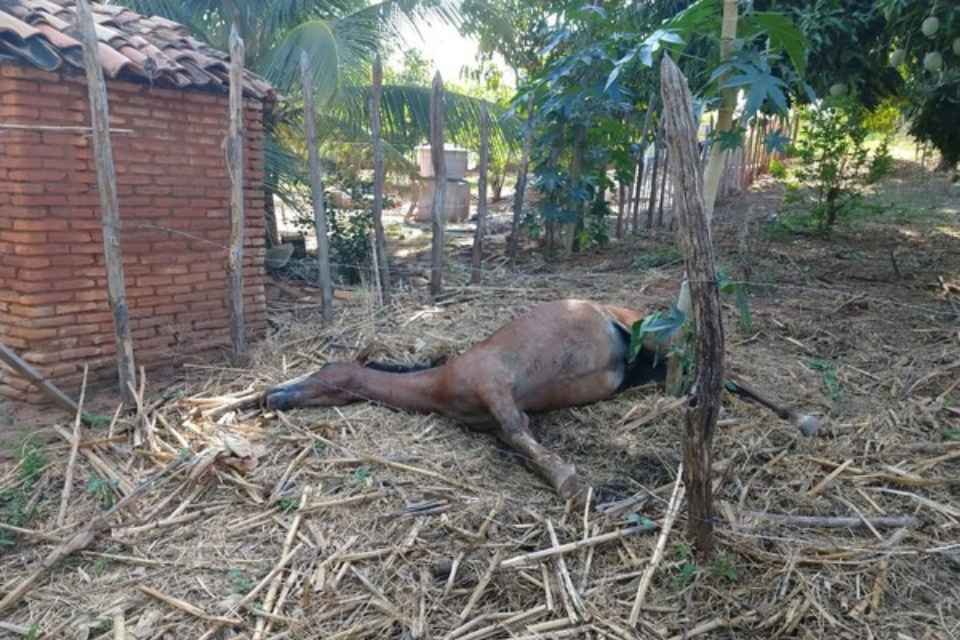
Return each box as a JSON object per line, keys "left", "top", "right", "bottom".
{"left": 0, "top": 164, "right": 958, "bottom": 640}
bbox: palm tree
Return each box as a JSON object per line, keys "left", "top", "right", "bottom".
{"left": 118, "top": 0, "right": 517, "bottom": 228}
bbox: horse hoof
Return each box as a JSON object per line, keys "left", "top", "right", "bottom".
{"left": 558, "top": 473, "right": 588, "bottom": 504}
{"left": 264, "top": 390, "right": 294, "bottom": 411}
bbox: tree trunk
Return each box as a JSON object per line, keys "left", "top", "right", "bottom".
{"left": 370, "top": 54, "right": 391, "bottom": 304}
{"left": 471, "top": 105, "right": 490, "bottom": 285}
{"left": 429, "top": 72, "right": 447, "bottom": 298}
{"left": 646, "top": 128, "right": 663, "bottom": 229}
{"left": 629, "top": 160, "right": 642, "bottom": 235}
{"left": 563, "top": 126, "right": 586, "bottom": 254}
{"left": 508, "top": 93, "right": 535, "bottom": 259}
{"left": 631, "top": 93, "right": 657, "bottom": 235}
{"left": 616, "top": 179, "right": 626, "bottom": 240}
{"left": 701, "top": 0, "right": 739, "bottom": 223}
{"left": 76, "top": 0, "right": 137, "bottom": 403}
{"left": 660, "top": 55, "right": 726, "bottom": 560}
{"left": 656, "top": 146, "right": 669, "bottom": 227}
{"left": 300, "top": 52, "right": 334, "bottom": 322}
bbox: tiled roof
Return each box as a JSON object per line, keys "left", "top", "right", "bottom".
{"left": 0, "top": 0, "right": 275, "bottom": 100}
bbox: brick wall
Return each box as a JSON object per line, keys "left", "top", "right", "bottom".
{"left": 0, "top": 64, "right": 268, "bottom": 402}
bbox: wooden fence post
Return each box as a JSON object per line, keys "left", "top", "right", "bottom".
{"left": 300, "top": 52, "right": 334, "bottom": 321}
{"left": 225, "top": 25, "right": 247, "bottom": 359}
{"left": 660, "top": 54, "right": 725, "bottom": 559}
{"left": 508, "top": 92, "right": 535, "bottom": 260}
{"left": 75, "top": 0, "right": 136, "bottom": 404}
{"left": 645, "top": 126, "right": 663, "bottom": 229}
{"left": 632, "top": 93, "right": 657, "bottom": 235}
{"left": 471, "top": 104, "right": 490, "bottom": 285}
{"left": 429, "top": 72, "right": 447, "bottom": 298}
{"left": 370, "top": 54, "right": 391, "bottom": 303}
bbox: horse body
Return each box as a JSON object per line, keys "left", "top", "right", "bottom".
{"left": 264, "top": 299, "right": 814, "bottom": 500}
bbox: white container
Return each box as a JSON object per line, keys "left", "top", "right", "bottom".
{"left": 417, "top": 145, "right": 469, "bottom": 180}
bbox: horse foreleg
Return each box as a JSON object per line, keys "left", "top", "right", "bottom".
{"left": 483, "top": 392, "right": 585, "bottom": 500}
{"left": 725, "top": 375, "right": 821, "bottom": 436}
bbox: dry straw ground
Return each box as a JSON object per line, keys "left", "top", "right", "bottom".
{"left": 0, "top": 162, "right": 958, "bottom": 639}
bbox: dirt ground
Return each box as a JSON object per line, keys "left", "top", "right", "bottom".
{"left": 0, "top": 158, "right": 958, "bottom": 639}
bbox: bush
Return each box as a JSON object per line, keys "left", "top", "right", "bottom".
{"left": 792, "top": 97, "right": 893, "bottom": 233}
{"left": 327, "top": 206, "right": 373, "bottom": 284}
{"left": 769, "top": 158, "right": 787, "bottom": 179}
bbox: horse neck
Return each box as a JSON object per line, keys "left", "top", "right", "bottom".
{"left": 352, "top": 366, "right": 447, "bottom": 414}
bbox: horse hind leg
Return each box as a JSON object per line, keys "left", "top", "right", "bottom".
{"left": 482, "top": 389, "right": 585, "bottom": 500}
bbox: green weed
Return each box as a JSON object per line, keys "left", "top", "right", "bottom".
{"left": 86, "top": 476, "right": 118, "bottom": 510}
{"left": 0, "top": 439, "right": 48, "bottom": 548}
{"left": 709, "top": 554, "right": 738, "bottom": 582}
{"left": 807, "top": 359, "right": 842, "bottom": 402}
{"left": 229, "top": 568, "right": 254, "bottom": 594}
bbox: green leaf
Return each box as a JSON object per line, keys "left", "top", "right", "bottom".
{"left": 626, "top": 513, "right": 657, "bottom": 530}
{"left": 764, "top": 129, "right": 791, "bottom": 152}
{"left": 716, "top": 268, "right": 737, "bottom": 294}
{"left": 714, "top": 127, "right": 745, "bottom": 151}
{"left": 741, "top": 11, "right": 809, "bottom": 77}
{"left": 721, "top": 65, "right": 789, "bottom": 117}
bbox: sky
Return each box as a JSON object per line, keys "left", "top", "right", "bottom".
{"left": 394, "top": 21, "right": 515, "bottom": 88}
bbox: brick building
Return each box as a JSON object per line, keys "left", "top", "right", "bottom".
{"left": 0, "top": 1, "right": 275, "bottom": 403}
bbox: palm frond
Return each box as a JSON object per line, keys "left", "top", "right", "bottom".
{"left": 263, "top": 19, "right": 342, "bottom": 99}
{"left": 329, "top": 84, "right": 521, "bottom": 154}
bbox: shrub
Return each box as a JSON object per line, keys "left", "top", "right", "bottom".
{"left": 793, "top": 96, "right": 893, "bottom": 233}
{"left": 769, "top": 158, "right": 787, "bottom": 179}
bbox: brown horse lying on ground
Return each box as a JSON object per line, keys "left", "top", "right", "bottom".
{"left": 264, "top": 299, "right": 818, "bottom": 500}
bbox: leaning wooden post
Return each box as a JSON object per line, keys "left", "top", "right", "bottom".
{"left": 226, "top": 25, "right": 247, "bottom": 359}
{"left": 300, "top": 52, "right": 334, "bottom": 321}
{"left": 429, "top": 71, "right": 447, "bottom": 298}
{"left": 660, "top": 54, "right": 725, "bottom": 559}
{"left": 470, "top": 104, "right": 491, "bottom": 285}
{"left": 370, "top": 54, "right": 391, "bottom": 303}
{"left": 75, "top": 0, "right": 136, "bottom": 405}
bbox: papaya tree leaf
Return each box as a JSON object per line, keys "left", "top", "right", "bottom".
{"left": 765, "top": 129, "right": 791, "bottom": 152}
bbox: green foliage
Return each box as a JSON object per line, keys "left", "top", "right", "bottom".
{"left": 944, "top": 429, "right": 960, "bottom": 442}
{"left": 86, "top": 476, "right": 118, "bottom": 510}
{"left": 328, "top": 207, "right": 373, "bottom": 285}
{"left": 769, "top": 158, "right": 787, "bottom": 179}
{"left": 384, "top": 49, "right": 432, "bottom": 87}
{"left": 632, "top": 247, "right": 683, "bottom": 270}
{"left": 807, "top": 358, "right": 842, "bottom": 402}
{"left": 278, "top": 497, "right": 298, "bottom": 513}
{"left": 0, "top": 438, "right": 48, "bottom": 548}
{"left": 625, "top": 513, "right": 657, "bottom": 530}
{"left": 672, "top": 543, "right": 698, "bottom": 589}
{"left": 229, "top": 568, "right": 254, "bottom": 594}
{"left": 717, "top": 268, "right": 753, "bottom": 333}
{"left": 352, "top": 466, "right": 372, "bottom": 484}
{"left": 792, "top": 97, "right": 891, "bottom": 233}
{"left": 628, "top": 306, "right": 687, "bottom": 363}
{"left": 709, "top": 554, "right": 738, "bottom": 582}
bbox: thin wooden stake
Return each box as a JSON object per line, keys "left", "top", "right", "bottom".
{"left": 370, "top": 54, "right": 391, "bottom": 302}
{"left": 56, "top": 365, "right": 88, "bottom": 528}
{"left": 300, "top": 52, "right": 334, "bottom": 320}
{"left": 629, "top": 464, "right": 684, "bottom": 626}
{"left": 429, "top": 71, "right": 447, "bottom": 298}
{"left": 226, "top": 24, "right": 247, "bottom": 358}
{"left": 471, "top": 104, "right": 490, "bottom": 285}
{"left": 660, "top": 54, "right": 725, "bottom": 558}
{"left": 75, "top": 0, "right": 136, "bottom": 404}
{"left": 508, "top": 92, "right": 535, "bottom": 259}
